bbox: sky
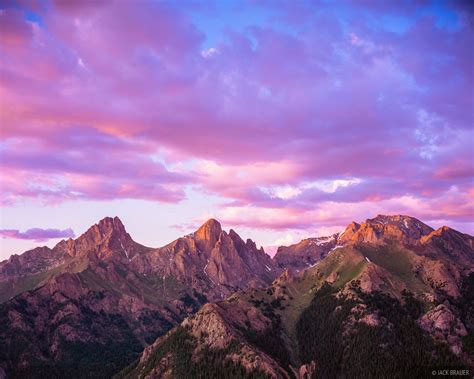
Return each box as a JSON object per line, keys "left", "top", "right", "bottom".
{"left": 0, "top": 0, "right": 473, "bottom": 260}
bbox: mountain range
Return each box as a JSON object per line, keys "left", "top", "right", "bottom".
{"left": 0, "top": 214, "right": 473, "bottom": 378}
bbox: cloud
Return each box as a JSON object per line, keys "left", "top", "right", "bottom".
{"left": 263, "top": 233, "right": 297, "bottom": 256}
{"left": 0, "top": 126, "right": 192, "bottom": 204}
{"left": 0, "top": 1, "right": 472, "bottom": 234}
{"left": 215, "top": 188, "right": 474, "bottom": 233}
{"left": 0, "top": 228, "right": 75, "bottom": 242}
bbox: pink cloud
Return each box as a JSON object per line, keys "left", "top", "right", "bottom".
{"left": 214, "top": 188, "right": 474, "bottom": 234}
{"left": 0, "top": 126, "right": 192, "bottom": 204}
{"left": 0, "top": 1, "right": 472, "bottom": 234}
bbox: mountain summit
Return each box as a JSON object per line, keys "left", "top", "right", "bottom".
{"left": 274, "top": 215, "right": 437, "bottom": 271}
{"left": 338, "top": 214, "right": 434, "bottom": 244}
{"left": 194, "top": 218, "right": 222, "bottom": 251}
{"left": 57, "top": 216, "right": 141, "bottom": 261}
{"left": 131, "top": 218, "right": 278, "bottom": 301}
{"left": 0, "top": 216, "right": 145, "bottom": 293}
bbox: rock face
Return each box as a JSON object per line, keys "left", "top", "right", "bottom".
{"left": 0, "top": 217, "right": 138, "bottom": 277}
{"left": 420, "top": 226, "right": 474, "bottom": 266}
{"left": 273, "top": 234, "right": 338, "bottom": 271}
{"left": 126, "top": 300, "right": 292, "bottom": 379}
{"left": 338, "top": 214, "right": 434, "bottom": 245}
{"left": 295, "top": 361, "right": 316, "bottom": 379}
{"left": 273, "top": 215, "right": 451, "bottom": 274}
{"left": 0, "top": 217, "right": 279, "bottom": 377}
{"left": 131, "top": 214, "right": 474, "bottom": 378}
{"left": 130, "top": 218, "right": 279, "bottom": 302}
{"left": 418, "top": 304, "right": 468, "bottom": 355}
{"left": 55, "top": 216, "right": 145, "bottom": 261}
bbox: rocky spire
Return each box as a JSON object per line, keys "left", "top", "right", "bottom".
{"left": 194, "top": 219, "right": 222, "bottom": 251}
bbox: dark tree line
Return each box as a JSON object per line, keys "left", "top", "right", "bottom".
{"left": 296, "top": 282, "right": 465, "bottom": 379}
{"left": 118, "top": 326, "right": 271, "bottom": 379}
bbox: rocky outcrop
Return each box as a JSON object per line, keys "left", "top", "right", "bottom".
{"left": 420, "top": 226, "right": 474, "bottom": 266}
{"left": 338, "top": 215, "right": 434, "bottom": 245}
{"left": 293, "top": 361, "right": 316, "bottom": 379}
{"left": 130, "top": 300, "right": 291, "bottom": 378}
{"left": 0, "top": 246, "right": 66, "bottom": 284}
{"left": 274, "top": 234, "right": 338, "bottom": 271}
{"left": 54, "top": 216, "right": 150, "bottom": 261}
{"left": 418, "top": 304, "right": 468, "bottom": 355}
{"left": 194, "top": 218, "right": 222, "bottom": 252}
{"left": 357, "top": 263, "right": 394, "bottom": 293}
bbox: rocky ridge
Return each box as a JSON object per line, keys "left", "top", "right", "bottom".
{"left": 1, "top": 214, "right": 473, "bottom": 378}
{"left": 128, "top": 214, "right": 474, "bottom": 378}
{"left": 0, "top": 217, "right": 279, "bottom": 377}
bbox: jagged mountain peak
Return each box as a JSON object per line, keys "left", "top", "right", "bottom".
{"left": 79, "top": 216, "right": 130, "bottom": 244}
{"left": 57, "top": 215, "right": 143, "bottom": 262}
{"left": 148, "top": 219, "right": 279, "bottom": 299}
{"left": 194, "top": 218, "right": 222, "bottom": 250}
{"left": 420, "top": 225, "right": 474, "bottom": 266}
{"left": 422, "top": 224, "right": 474, "bottom": 249}
{"left": 338, "top": 214, "right": 434, "bottom": 244}
{"left": 273, "top": 233, "right": 339, "bottom": 270}
{"left": 427, "top": 225, "right": 463, "bottom": 237}
{"left": 90, "top": 216, "right": 127, "bottom": 236}
{"left": 228, "top": 228, "right": 240, "bottom": 239}
{"left": 196, "top": 218, "right": 222, "bottom": 234}
{"left": 368, "top": 214, "right": 432, "bottom": 230}
{"left": 274, "top": 214, "right": 442, "bottom": 271}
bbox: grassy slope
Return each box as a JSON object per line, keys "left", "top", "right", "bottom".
{"left": 235, "top": 242, "right": 447, "bottom": 370}
{"left": 0, "top": 262, "right": 69, "bottom": 303}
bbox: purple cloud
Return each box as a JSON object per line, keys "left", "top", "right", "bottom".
{"left": 0, "top": 228, "right": 76, "bottom": 242}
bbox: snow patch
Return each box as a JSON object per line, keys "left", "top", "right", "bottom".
{"left": 120, "top": 242, "right": 131, "bottom": 261}
{"left": 328, "top": 245, "right": 344, "bottom": 254}
{"left": 204, "top": 259, "right": 215, "bottom": 284}
{"left": 310, "top": 235, "right": 337, "bottom": 246}
{"left": 304, "top": 260, "right": 320, "bottom": 271}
